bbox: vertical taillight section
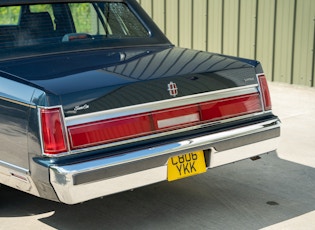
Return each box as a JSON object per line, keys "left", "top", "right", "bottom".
{"left": 40, "top": 108, "right": 68, "bottom": 155}
{"left": 258, "top": 74, "right": 272, "bottom": 111}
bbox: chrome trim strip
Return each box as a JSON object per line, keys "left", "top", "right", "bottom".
{"left": 50, "top": 118, "right": 280, "bottom": 204}
{"left": 51, "top": 166, "right": 167, "bottom": 204}
{"left": 256, "top": 73, "right": 267, "bottom": 111}
{"left": 59, "top": 119, "right": 280, "bottom": 172}
{"left": 0, "top": 160, "right": 30, "bottom": 175}
{"left": 0, "top": 75, "right": 35, "bottom": 107}
{"left": 0, "top": 96, "right": 36, "bottom": 108}
{"left": 209, "top": 138, "right": 279, "bottom": 168}
{"left": 65, "top": 85, "right": 258, "bottom": 126}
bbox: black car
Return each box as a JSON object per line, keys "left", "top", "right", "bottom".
{"left": 0, "top": 0, "right": 280, "bottom": 204}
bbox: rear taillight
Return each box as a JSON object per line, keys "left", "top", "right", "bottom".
{"left": 258, "top": 74, "right": 272, "bottom": 111}
{"left": 40, "top": 108, "right": 68, "bottom": 155}
{"left": 200, "top": 94, "right": 262, "bottom": 121}
{"left": 68, "top": 93, "right": 262, "bottom": 150}
{"left": 68, "top": 114, "right": 152, "bottom": 149}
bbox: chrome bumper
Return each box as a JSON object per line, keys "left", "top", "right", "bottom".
{"left": 50, "top": 118, "right": 280, "bottom": 204}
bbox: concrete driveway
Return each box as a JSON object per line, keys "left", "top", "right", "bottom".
{"left": 1, "top": 82, "right": 315, "bottom": 230}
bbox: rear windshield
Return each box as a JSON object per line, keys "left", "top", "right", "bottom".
{"left": 0, "top": 2, "right": 149, "bottom": 59}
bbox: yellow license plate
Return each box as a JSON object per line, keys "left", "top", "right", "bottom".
{"left": 167, "top": 150, "right": 207, "bottom": 181}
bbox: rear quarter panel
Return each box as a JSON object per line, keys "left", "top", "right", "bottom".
{"left": 0, "top": 75, "right": 34, "bottom": 170}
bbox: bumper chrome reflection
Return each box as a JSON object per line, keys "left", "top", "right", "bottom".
{"left": 50, "top": 118, "right": 280, "bottom": 204}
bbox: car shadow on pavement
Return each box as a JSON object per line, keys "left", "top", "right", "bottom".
{"left": 1, "top": 153, "right": 315, "bottom": 230}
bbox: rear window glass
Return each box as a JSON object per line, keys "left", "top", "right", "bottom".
{"left": 0, "top": 2, "right": 149, "bottom": 59}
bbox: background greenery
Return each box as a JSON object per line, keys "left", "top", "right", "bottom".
{"left": 0, "top": 6, "right": 20, "bottom": 25}
{"left": 0, "top": 4, "right": 91, "bottom": 33}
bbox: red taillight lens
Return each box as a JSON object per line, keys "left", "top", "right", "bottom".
{"left": 68, "top": 114, "right": 152, "bottom": 149}
{"left": 258, "top": 75, "right": 272, "bottom": 111}
{"left": 200, "top": 94, "right": 262, "bottom": 121}
{"left": 40, "top": 108, "right": 68, "bottom": 155}
{"left": 68, "top": 93, "right": 262, "bottom": 150}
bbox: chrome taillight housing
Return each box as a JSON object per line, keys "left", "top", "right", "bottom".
{"left": 258, "top": 74, "right": 272, "bottom": 111}
{"left": 39, "top": 89, "right": 267, "bottom": 156}
{"left": 40, "top": 107, "right": 69, "bottom": 155}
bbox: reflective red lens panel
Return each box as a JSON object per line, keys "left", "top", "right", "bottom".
{"left": 40, "top": 108, "right": 68, "bottom": 155}
{"left": 200, "top": 94, "right": 262, "bottom": 121}
{"left": 258, "top": 75, "right": 272, "bottom": 111}
{"left": 68, "top": 93, "right": 262, "bottom": 150}
{"left": 68, "top": 114, "right": 152, "bottom": 149}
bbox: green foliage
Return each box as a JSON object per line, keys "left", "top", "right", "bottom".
{"left": 0, "top": 4, "right": 91, "bottom": 32}
{"left": 0, "top": 6, "right": 21, "bottom": 25}
{"left": 70, "top": 3, "right": 92, "bottom": 33}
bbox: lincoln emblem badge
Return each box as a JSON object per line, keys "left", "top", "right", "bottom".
{"left": 167, "top": 81, "right": 178, "bottom": 97}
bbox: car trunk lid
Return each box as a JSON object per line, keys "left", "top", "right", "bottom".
{"left": 0, "top": 46, "right": 269, "bottom": 156}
